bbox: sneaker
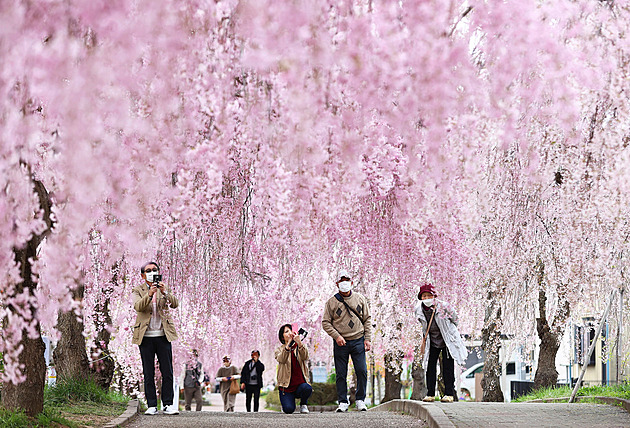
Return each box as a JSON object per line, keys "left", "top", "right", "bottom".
{"left": 300, "top": 404, "right": 309, "bottom": 414}
{"left": 440, "top": 395, "right": 454, "bottom": 403}
{"left": 422, "top": 396, "right": 435, "bottom": 402}
{"left": 163, "top": 404, "right": 180, "bottom": 415}
{"left": 336, "top": 402, "right": 350, "bottom": 412}
{"left": 355, "top": 400, "right": 367, "bottom": 411}
{"left": 144, "top": 406, "right": 158, "bottom": 415}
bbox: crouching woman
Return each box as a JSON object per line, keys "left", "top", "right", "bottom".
{"left": 275, "top": 324, "right": 312, "bottom": 414}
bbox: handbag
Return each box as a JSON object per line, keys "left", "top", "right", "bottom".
{"left": 229, "top": 378, "right": 240, "bottom": 395}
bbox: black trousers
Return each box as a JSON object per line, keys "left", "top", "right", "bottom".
{"left": 245, "top": 384, "right": 261, "bottom": 412}
{"left": 139, "top": 335, "right": 174, "bottom": 407}
{"left": 426, "top": 346, "right": 455, "bottom": 397}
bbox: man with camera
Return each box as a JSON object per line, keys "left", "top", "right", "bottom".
{"left": 132, "top": 261, "right": 179, "bottom": 415}
{"left": 183, "top": 349, "right": 204, "bottom": 411}
{"left": 322, "top": 269, "right": 372, "bottom": 412}
{"left": 240, "top": 350, "right": 265, "bottom": 412}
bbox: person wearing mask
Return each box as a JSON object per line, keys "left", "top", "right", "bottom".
{"left": 414, "top": 283, "right": 468, "bottom": 403}
{"left": 275, "top": 324, "right": 312, "bottom": 414}
{"left": 215, "top": 356, "right": 240, "bottom": 412}
{"left": 132, "top": 261, "right": 179, "bottom": 415}
{"left": 182, "top": 349, "right": 203, "bottom": 411}
{"left": 322, "top": 269, "right": 372, "bottom": 412}
{"left": 240, "top": 350, "right": 265, "bottom": 412}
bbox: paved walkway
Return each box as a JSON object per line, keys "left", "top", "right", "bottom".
{"left": 125, "top": 411, "right": 426, "bottom": 427}
{"left": 198, "top": 392, "right": 272, "bottom": 412}
{"left": 431, "top": 401, "right": 630, "bottom": 427}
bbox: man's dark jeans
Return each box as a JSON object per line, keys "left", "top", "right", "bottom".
{"left": 245, "top": 384, "right": 261, "bottom": 412}
{"left": 279, "top": 383, "right": 312, "bottom": 413}
{"left": 334, "top": 336, "right": 368, "bottom": 403}
{"left": 426, "top": 346, "right": 455, "bottom": 397}
{"left": 139, "top": 335, "right": 174, "bottom": 407}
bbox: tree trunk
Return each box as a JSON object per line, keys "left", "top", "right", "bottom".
{"left": 382, "top": 350, "right": 403, "bottom": 402}
{"left": 53, "top": 263, "right": 117, "bottom": 389}
{"left": 1, "top": 328, "right": 46, "bottom": 417}
{"left": 89, "top": 265, "right": 118, "bottom": 390}
{"left": 53, "top": 282, "right": 91, "bottom": 382}
{"left": 533, "top": 263, "right": 570, "bottom": 390}
{"left": 481, "top": 290, "right": 504, "bottom": 402}
{"left": 410, "top": 345, "right": 427, "bottom": 400}
{"left": 2, "top": 177, "right": 53, "bottom": 417}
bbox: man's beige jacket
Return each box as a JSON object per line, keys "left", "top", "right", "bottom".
{"left": 131, "top": 283, "right": 179, "bottom": 345}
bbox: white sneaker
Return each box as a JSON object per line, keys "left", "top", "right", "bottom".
{"left": 336, "top": 402, "right": 349, "bottom": 412}
{"left": 356, "top": 400, "right": 367, "bottom": 411}
{"left": 144, "top": 406, "right": 158, "bottom": 415}
{"left": 300, "top": 404, "right": 309, "bottom": 413}
{"left": 163, "top": 404, "right": 179, "bottom": 415}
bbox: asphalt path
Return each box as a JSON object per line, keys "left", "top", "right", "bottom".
{"left": 125, "top": 411, "right": 427, "bottom": 428}
{"left": 432, "top": 401, "right": 630, "bottom": 427}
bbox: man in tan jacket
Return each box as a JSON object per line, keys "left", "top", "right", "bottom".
{"left": 132, "top": 261, "right": 179, "bottom": 415}
{"left": 322, "top": 269, "right": 372, "bottom": 412}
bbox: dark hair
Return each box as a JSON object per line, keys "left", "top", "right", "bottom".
{"left": 141, "top": 261, "right": 160, "bottom": 274}
{"left": 278, "top": 323, "right": 292, "bottom": 344}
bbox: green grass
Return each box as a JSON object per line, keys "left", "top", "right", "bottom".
{"left": 513, "top": 383, "right": 630, "bottom": 402}
{"left": 0, "top": 377, "right": 131, "bottom": 427}
{"left": 0, "top": 406, "right": 76, "bottom": 428}
{"left": 44, "top": 377, "right": 127, "bottom": 406}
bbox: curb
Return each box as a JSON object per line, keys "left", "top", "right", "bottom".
{"left": 308, "top": 404, "right": 338, "bottom": 412}
{"left": 102, "top": 398, "right": 139, "bottom": 428}
{"left": 370, "top": 399, "right": 455, "bottom": 428}
{"left": 527, "top": 395, "right": 630, "bottom": 413}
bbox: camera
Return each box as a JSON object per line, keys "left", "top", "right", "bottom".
{"left": 288, "top": 328, "right": 308, "bottom": 348}
{"left": 153, "top": 274, "right": 162, "bottom": 283}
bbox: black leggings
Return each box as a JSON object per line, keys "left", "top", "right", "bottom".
{"left": 426, "top": 346, "right": 455, "bottom": 396}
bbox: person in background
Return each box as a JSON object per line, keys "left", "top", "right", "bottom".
{"left": 240, "top": 350, "right": 265, "bottom": 412}
{"left": 132, "top": 261, "right": 179, "bottom": 415}
{"left": 215, "top": 355, "right": 240, "bottom": 412}
{"left": 183, "top": 349, "right": 203, "bottom": 411}
{"left": 414, "top": 283, "right": 468, "bottom": 403}
{"left": 275, "top": 324, "right": 312, "bottom": 414}
{"left": 322, "top": 269, "right": 372, "bottom": 412}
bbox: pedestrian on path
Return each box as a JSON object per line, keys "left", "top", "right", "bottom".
{"left": 132, "top": 261, "right": 180, "bottom": 416}
{"left": 414, "top": 283, "right": 468, "bottom": 403}
{"left": 240, "top": 350, "right": 265, "bottom": 412}
{"left": 275, "top": 324, "right": 312, "bottom": 414}
{"left": 216, "top": 356, "right": 240, "bottom": 412}
{"left": 182, "top": 349, "right": 203, "bottom": 411}
{"left": 322, "top": 269, "right": 372, "bottom": 412}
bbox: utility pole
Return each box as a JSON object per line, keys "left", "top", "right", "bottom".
{"left": 617, "top": 285, "right": 624, "bottom": 384}
{"left": 569, "top": 290, "right": 615, "bottom": 403}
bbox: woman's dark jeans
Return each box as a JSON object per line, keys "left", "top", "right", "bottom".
{"left": 279, "top": 383, "right": 312, "bottom": 413}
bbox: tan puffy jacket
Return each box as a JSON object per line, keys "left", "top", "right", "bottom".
{"left": 274, "top": 344, "right": 310, "bottom": 388}
{"left": 131, "top": 283, "right": 179, "bottom": 345}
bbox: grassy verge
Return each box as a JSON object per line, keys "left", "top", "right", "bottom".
{"left": 0, "top": 378, "right": 130, "bottom": 427}
{"left": 513, "top": 383, "right": 630, "bottom": 403}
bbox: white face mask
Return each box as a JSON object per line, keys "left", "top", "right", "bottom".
{"left": 422, "top": 298, "right": 434, "bottom": 307}
{"left": 338, "top": 280, "right": 352, "bottom": 293}
{"left": 145, "top": 271, "right": 158, "bottom": 283}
